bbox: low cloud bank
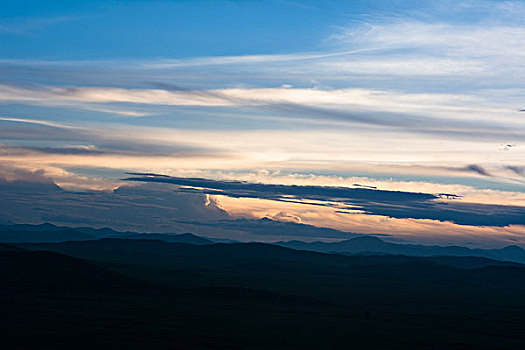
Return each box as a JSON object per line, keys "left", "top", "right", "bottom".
{"left": 124, "top": 173, "right": 525, "bottom": 227}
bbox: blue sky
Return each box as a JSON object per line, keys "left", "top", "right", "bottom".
{"left": 3, "top": 1, "right": 518, "bottom": 59}
{"left": 0, "top": 1, "right": 424, "bottom": 59}
{"left": 1, "top": 0, "right": 525, "bottom": 246}
{"left": 1, "top": 1, "right": 332, "bottom": 58}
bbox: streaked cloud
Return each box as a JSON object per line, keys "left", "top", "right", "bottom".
{"left": 124, "top": 173, "right": 525, "bottom": 227}
{"left": 0, "top": 16, "right": 77, "bottom": 35}
{"left": 1, "top": 84, "right": 523, "bottom": 143}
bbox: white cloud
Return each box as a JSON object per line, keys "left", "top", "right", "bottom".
{"left": 0, "top": 16, "right": 76, "bottom": 35}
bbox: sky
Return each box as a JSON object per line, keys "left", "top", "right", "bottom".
{"left": 1, "top": 0, "right": 525, "bottom": 247}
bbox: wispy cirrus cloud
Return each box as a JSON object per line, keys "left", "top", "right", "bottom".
{"left": 0, "top": 16, "right": 78, "bottom": 35}
{"left": 1, "top": 84, "right": 523, "bottom": 143}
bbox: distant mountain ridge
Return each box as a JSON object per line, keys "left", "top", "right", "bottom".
{"left": 0, "top": 222, "right": 213, "bottom": 244}
{"left": 121, "top": 233, "right": 212, "bottom": 245}
{"left": 0, "top": 228, "right": 96, "bottom": 243}
{"left": 16, "top": 238, "right": 525, "bottom": 291}
{"left": 277, "top": 236, "right": 525, "bottom": 264}
{"left": 3, "top": 222, "right": 525, "bottom": 264}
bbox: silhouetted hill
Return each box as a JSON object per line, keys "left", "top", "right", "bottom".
{"left": 7, "top": 238, "right": 525, "bottom": 349}
{"left": 121, "top": 232, "right": 212, "bottom": 244}
{"left": 8, "top": 222, "right": 525, "bottom": 265}
{"left": 180, "top": 217, "right": 361, "bottom": 239}
{"left": 0, "top": 249, "right": 144, "bottom": 293}
{"left": 0, "top": 222, "right": 214, "bottom": 244}
{"left": 0, "top": 243, "right": 25, "bottom": 251}
{"left": 18, "top": 239, "right": 525, "bottom": 291}
{"left": 19, "top": 239, "right": 349, "bottom": 269}
{"left": 424, "top": 255, "right": 523, "bottom": 269}
{"left": 0, "top": 222, "right": 62, "bottom": 232}
{"left": 0, "top": 229, "right": 96, "bottom": 243}
{"left": 277, "top": 235, "right": 525, "bottom": 263}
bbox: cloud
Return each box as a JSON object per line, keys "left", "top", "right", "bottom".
{"left": 0, "top": 145, "right": 105, "bottom": 156}
{"left": 1, "top": 84, "right": 523, "bottom": 142}
{"left": 0, "top": 178, "right": 229, "bottom": 231}
{"left": 0, "top": 142, "right": 221, "bottom": 158}
{"left": 123, "top": 173, "right": 525, "bottom": 227}
{"left": 0, "top": 117, "right": 88, "bottom": 144}
{"left": 506, "top": 166, "right": 525, "bottom": 177}
{"left": 0, "top": 165, "right": 53, "bottom": 184}
{"left": 171, "top": 217, "right": 360, "bottom": 240}
{"left": 1, "top": 165, "right": 524, "bottom": 246}
{"left": 0, "top": 165, "right": 63, "bottom": 194}
{"left": 0, "top": 16, "right": 77, "bottom": 35}
{"left": 269, "top": 211, "right": 303, "bottom": 224}
{"left": 0, "top": 117, "right": 231, "bottom": 162}
{"left": 464, "top": 164, "right": 492, "bottom": 177}
{"left": 2, "top": 112, "right": 523, "bottom": 198}
{"left": 124, "top": 172, "right": 438, "bottom": 201}
{"left": 0, "top": 116, "right": 79, "bottom": 129}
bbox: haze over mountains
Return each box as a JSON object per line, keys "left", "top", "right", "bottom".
{"left": 277, "top": 236, "right": 525, "bottom": 264}
{"left": 0, "top": 222, "right": 213, "bottom": 244}
{"left": 2, "top": 222, "right": 525, "bottom": 264}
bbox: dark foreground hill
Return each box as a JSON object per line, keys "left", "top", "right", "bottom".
{"left": 1, "top": 245, "right": 333, "bottom": 349}
{"left": 0, "top": 248, "right": 144, "bottom": 293}
{"left": 4, "top": 238, "right": 525, "bottom": 349}
{"left": 0, "top": 228, "right": 96, "bottom": 243}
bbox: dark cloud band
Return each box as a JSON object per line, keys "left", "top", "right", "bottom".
{"left": 124, "top": 173, "right": 525, "bottom": 227}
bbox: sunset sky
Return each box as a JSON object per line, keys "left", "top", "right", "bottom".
{"left": 1, "top": 0, "right": 524, "bottom": 247}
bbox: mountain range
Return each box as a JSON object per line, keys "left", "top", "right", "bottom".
{"left": 277, "top": 235, "right": 525, "bottom": 263}
{"left": 4, "top": 227, "right": 525, "bottom": 348}
{"left": 2, "top": 222, "right": 525, "bottom": 263}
